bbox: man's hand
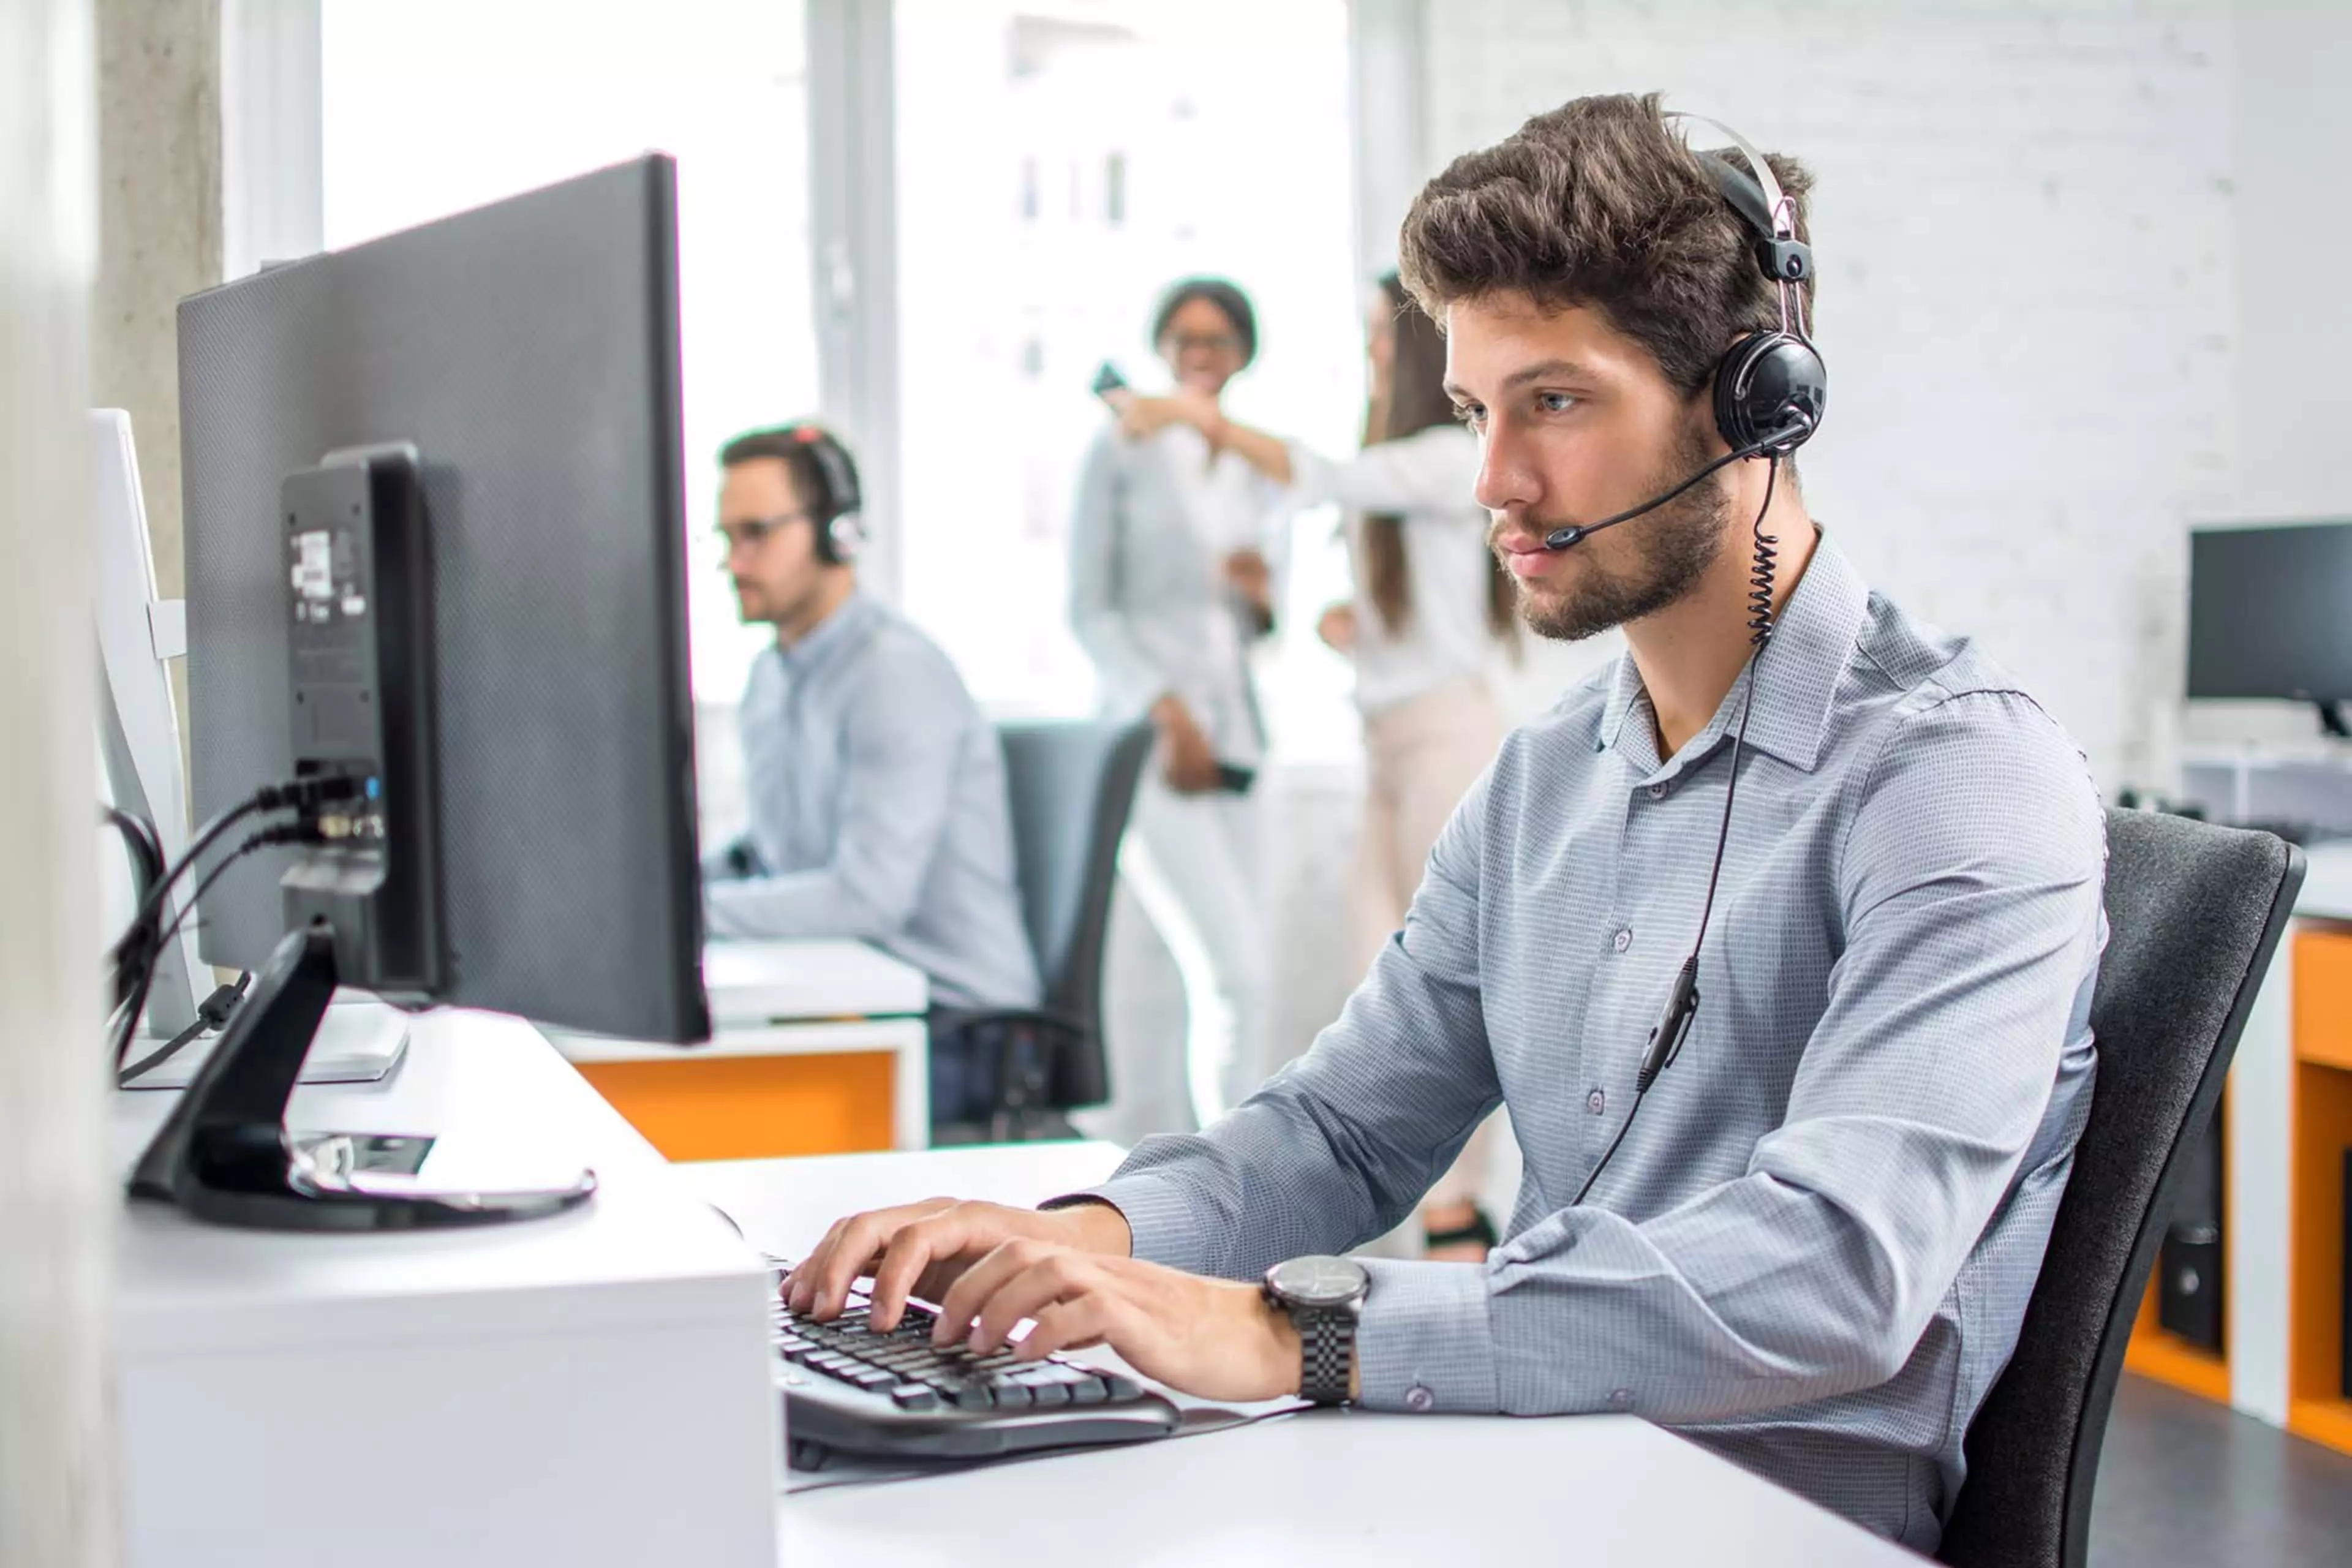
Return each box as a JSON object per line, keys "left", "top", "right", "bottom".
{"left": 784, "top": 1197, "right": 1131, "bottom": 1331}
{"left": 1150, "top": 694, "right": 1224, "bottom": 794}
{"left": 934, "top": 1240, "right": 1302, "bottom": 1405}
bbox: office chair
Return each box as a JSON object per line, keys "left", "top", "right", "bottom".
{"left": 1938, "top": 810, "right": 2304, "bottom": 1568}
{"left": 935, "top": 719, "right": 1152, "bottom": 1143}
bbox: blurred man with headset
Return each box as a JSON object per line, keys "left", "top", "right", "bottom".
{"left": 703, "top": 424, "right": 1040, "bottom": 1128}
{"left": 788, "top": 96, "right": 2105, "bottom": 1553}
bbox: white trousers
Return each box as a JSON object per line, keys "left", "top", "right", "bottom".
{"left": 1118, "top": 771, "right": 1272, "bottom": 1136}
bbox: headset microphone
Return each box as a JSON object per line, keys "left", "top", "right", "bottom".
{"left": 1543, "top": 417, "right": 1811, "bottom": 551}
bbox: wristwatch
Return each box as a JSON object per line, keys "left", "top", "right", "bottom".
{"left": 1262, "top": 1255, "right": 1370, "bottom": 1406}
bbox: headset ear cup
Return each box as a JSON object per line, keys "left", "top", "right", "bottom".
{"left": 1713, "top": 332, "right": 1829, "bottom": 452}
{"left": 824, "top": 513, "right": 865, "bottom": 565}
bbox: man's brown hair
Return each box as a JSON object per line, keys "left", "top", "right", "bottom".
{"left": 1398, "top": 92, "right": 1814, "bottom": 400}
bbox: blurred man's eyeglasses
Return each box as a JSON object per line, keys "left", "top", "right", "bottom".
{"left": 716, "top": 511, "right": 810, "bottom": 551}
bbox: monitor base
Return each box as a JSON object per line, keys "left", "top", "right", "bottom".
{"left": 128, "top": 923, "right": 595, "bottom": 1231}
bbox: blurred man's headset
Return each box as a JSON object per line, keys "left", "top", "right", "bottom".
{"left": 776, "top": 421, "right": 865, "bottom": 565}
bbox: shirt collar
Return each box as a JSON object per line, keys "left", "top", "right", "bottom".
{"left": 772, "top": 587, "right": 880, "bottom": 679}
{"left": 1596, "top": 529, "right": 1869, "bottom": 778}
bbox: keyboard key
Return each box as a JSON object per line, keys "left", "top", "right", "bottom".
{"left": 951, "top": 1382, "right": 995, "bottom": 1411}
{"left": 1025, "top": 1379, "right": 1072, "bottom": 1408}
{"left": 988, "top": 1381, "right": 1035, "bottom": 1409}
{"left": 1101, "top": 1374, "right": 1143, "bottom": 1402}
{"left": 890, "top": 1385, "right": 940, "bottom": 1411}
{"left": 1069, "top": 1376, "right": 1107, "bottom": 1405}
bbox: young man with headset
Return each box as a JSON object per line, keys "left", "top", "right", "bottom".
{"left": 703, "top": 424, "right": 1041, "bottom": 1126}
{"left": 785, "top": 96, "right": 2105, "bottom": 1551}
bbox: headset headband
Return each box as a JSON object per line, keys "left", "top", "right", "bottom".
{"left": 1665, "top": 110, "right": 1813, "bottom": 341}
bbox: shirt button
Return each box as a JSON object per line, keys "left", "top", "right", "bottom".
{"left": 1586, "top": 1088, "right": 1607, "bottom": 1116}
{"left": 1405, "top": 1384, "right": 1435, "bottom": 1413}
{"left": 1647, "top": 782, "right": 1668, "bottom": 800}
{"left": 1612, "top": 928, "right": 1634, "bottom": 954}
{"left": 1609, "top": 1388, "right": 1634, "bottom": 1411}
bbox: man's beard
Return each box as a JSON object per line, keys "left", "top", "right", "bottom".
{"left": 1507, "top": 426, "right": 1730, "bottom": 643}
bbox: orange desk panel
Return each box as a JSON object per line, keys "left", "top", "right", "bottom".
{"left": 574, "top": 1051, "right": 897, "bottom": 1161}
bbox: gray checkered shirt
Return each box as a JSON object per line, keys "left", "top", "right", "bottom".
{"left": 1081, "top": 533, "right": 2106, "bottom": 1553}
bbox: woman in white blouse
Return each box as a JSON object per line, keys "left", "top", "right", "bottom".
{"left": 1118, "top": 276, "right": 1516, "bottom": 1257}
{"left": 1069, "top": 278, "right": 1285, "bottom": 1139}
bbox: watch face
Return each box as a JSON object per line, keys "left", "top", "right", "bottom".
{"left": 1268, "top": 1255, "right": 1369, "bottom": 1308}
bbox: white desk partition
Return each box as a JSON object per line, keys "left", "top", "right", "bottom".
{"left": 114, "top": 1012, "right": 779, "bottom": 1568}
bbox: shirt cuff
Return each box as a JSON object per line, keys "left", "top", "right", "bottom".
{"left": 1041, "top": 1174, "right": 1213, "bottom": 1275}
{"left": 1353, "top": 1258, "right": 1499, "bottom": 1414}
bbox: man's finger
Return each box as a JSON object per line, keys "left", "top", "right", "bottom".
{"left": 784, "top": 1215, "right": 853, "bottom": 1314}
{"left": 795, "top": 1199, "right": 949, "bottom": 1319}
{"left": 1016, "top": 1295, "right": 1115, "bottom": 1362}
{"left": 867, "top": 1207, "right": 991, "bottom": 1331}
{"left": 967, "top": 1250, "right": 1091, "bottom": 1355}
{"left": 932, "top": 1237, "right": 1051, "bottom": 1345}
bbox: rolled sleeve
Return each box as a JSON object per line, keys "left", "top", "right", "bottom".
{"left": 1353, "top": 1259, "right": 1499, "bottom": 1414}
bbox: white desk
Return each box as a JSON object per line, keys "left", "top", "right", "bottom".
{"left": 551, "top": 938, "right": 931, "bottom": 1154}
{"left": 689, "top": 1145, "right": 1920, "bottom": 1567}
{"left": 113, "top": 1012, "right": 780, "bottom": 1568}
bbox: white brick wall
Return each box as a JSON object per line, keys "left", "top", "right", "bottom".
{"left": 1410, "top": 0, "right": 2237, "bottom": 790}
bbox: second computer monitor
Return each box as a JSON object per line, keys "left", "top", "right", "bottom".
{"left": 178, "top": 156, "right": 709, "bottom": 1043}
{"left": 2187, "top": 520, "right": 2352, "bottom": 726}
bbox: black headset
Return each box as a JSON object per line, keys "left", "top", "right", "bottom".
{"left": 1684, "top": 111, "right": 1828, "bottom": 454}
{"left": 1542, "top": 114, "right": 1828, "bottom": 556}
{"left": 778, "top": 421, "right": 867, "bottom": 566}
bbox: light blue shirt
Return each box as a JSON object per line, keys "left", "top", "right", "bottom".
{"left": 704, "top": 592, "right": 1041, "bottom": 1013}
{"left": 1078, "top": 534, "right": 2106, "bottom": 1553}
{"left": 1068, "top": 423, "right": 1287, "bottom": 764}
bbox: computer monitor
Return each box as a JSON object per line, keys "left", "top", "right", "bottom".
{"left": 2187, "top": 521, "right": 2352, "bottom": 736}
{"left": 94, "top": 407, "right": 205, "bottom": 1040}
{"left": 133, "top": 156, "right": 710, "bottom": 1230}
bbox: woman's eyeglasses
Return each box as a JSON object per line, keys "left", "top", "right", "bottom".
{"left": 1163, "top": 331, "right": 1242, "bottom": 357}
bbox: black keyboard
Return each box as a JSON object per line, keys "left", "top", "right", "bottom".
{"left": 770, "top": 1261, "right": 1181, "bottom": 1469}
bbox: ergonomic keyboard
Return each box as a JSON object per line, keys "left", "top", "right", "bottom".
{"left": 769, "top": 1259, "right": 1182, "bottom": 1469}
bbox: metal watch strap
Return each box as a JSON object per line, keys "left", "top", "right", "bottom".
{"left": 1295, "top": 1305, "right": 1355, "bottom": 1406}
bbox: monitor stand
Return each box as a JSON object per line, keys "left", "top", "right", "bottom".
{"left": 128, "top": 923, "right": 597, "bottom": 1231}
{"left": 2317, "top": 698, "right": 2351, "bottom": 740}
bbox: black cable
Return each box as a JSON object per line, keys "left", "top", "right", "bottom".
{"left": 1574, "top": 455, "right": 1784, "bottom": 1208}
{"left": 102, "top": 805, "right": 165, "bottom": 907}
{"left": 110, "top": 821, "right": 318, "bottom": 1072}
{"left": 1689, "top": 456, "right": 1781, "bottom": 957}
{"left": 1570, "top": 1087, "right": 1651, "bottom": 1207}
{"left": 118, "top": 973, "right": 252, "bottom": 1088}
{"left": 115, "top": 775, "right": 361, "bottom": 962}
{"left": 107, "top": 775, "right": 365, "bottom": 1066}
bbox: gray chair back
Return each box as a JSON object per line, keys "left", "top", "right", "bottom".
{"left": 1939, "top": 811, "right": 2303, "bottom": 1567}
{"left": 996, "top": 719, "right": 1153, "bottom": 1107}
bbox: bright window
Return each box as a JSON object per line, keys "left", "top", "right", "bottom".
{"left": 892, "top": 0, "right": 1365, "bottom": 763}
{"left": 321, "top": 0, "right": 817, "bottom": 705}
